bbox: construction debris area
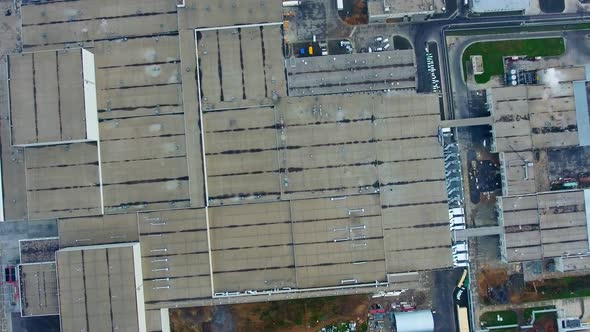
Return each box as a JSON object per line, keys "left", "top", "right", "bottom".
{"left": 19, "top": 238, "right": 59, "bottom": 264}
{"left": 546, "top": 146, "right": 590, "bottom": 188}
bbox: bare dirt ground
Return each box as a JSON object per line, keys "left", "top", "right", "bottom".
{"left": 477, "top": 266, "right": 525, "bottom": 305}
{"left": 0, "top": 0, "right": 20, "bottom": 57}
{"left": 531, "top": 316, "right": 557, "bottom": 332}
{"left": 170, "top": 294, "right": 369, "bottom": 332}
{"left": 477, "top": 267, "right": 509, "bottom": 299}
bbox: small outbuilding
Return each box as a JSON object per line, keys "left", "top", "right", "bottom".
{"left": 471, "top": 55, "right": 484, "bottom": 75}
{"left": 393, "top": 310, "right": 435, "bottom": 332}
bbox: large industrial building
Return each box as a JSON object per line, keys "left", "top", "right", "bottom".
{"left": 0, "top": 0, "right": 456, "bottom": 331}
{"left": 488, "top": 65, "right": 590, "bottom": 266}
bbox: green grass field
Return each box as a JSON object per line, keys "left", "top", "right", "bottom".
{"left": 531, "top": 276, "right": 590, "bottom": 301}
{"left": 480, "top": 310, "right": 518, "bottom": 327}
{"left": 447, "top": 23, "right": 590, "bottom": 36}
{"left": 461, "top": 37, "right": 565, "bottom": 84}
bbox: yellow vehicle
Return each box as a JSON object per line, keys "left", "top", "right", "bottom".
{"left": 457, "top": 268, "right": 467, "bottom": 288}
{"left": 457, "top": 306, "right": 469, "bottom": 332}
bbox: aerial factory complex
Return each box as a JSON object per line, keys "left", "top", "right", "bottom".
{"left": 2, "top": 0, "right": 590, "bottom": 331}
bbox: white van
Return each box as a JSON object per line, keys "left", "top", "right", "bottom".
{"left": 454, "top": 260, "right": 468, "bottom": 267}
{"left": 453, "top": 253, "right": 468, "bottom": 261}
{"left": 383, "top": 43, "right": 390, "bottom": 50}
{"left": 450, "top": 208, "right": 465, "bottom": 217}
{"left": 453, "top": 243, "right": 467, "bottom": 254}
{"left": 451, "top": 218, "right": 465, "bottom": 225}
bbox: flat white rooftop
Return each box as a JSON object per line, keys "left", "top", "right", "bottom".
{"left": 471, "top": 0, "right": 530, "bottom": 12}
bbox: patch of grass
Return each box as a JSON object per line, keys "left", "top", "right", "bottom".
{"left": 529, "top": 275, "right": 590, "bottom": 301}
{"left": 461, "top": 37, "right": 565, "bottom": 83}
{"left": 448, "top": 23, "right": 590, "bottom": 36}
{"left": 393, "top": 35, "right": 412, "bottom": 50}
{"left": 524, "top": 306, "right": 556, "bottom": 321}
{"left": 480, "top": 310, "right": 518, "bottom": 327}
{"left": 322, "top": 322, "right": 353, "bottom": 332}
{"left": 358, "top": 321, "right": 368, "bottom": 332}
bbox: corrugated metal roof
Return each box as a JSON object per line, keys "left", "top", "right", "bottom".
{"left": 394, "top": 310, "right": 434, "bottom": 332}
{"left": 471, "top": 0, "right": 530, "bottom": 12}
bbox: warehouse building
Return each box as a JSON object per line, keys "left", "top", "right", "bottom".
{"left": 56, "top": 243, "right": 146, "bottom": 332}
{"left": 491, "top": 66, "right": 586, "bottom": 196}
{"left": 2, "top": 48, "right": 103, "bottom": 222}
{"left": 489, "top": 66, "right": 590, "bottom": 267}
{"left": 368, "top": 0, "right": 444, "bottom": 22}
{"left": 498, "top": 190, "right": 590, "bottom": 262}
{"left": 0, "top": 0, "right": 458, "bottom": 331}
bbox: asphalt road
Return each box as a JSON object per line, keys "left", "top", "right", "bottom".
{"left": 430, "top": 268, "right": 465, "bottom": 332}
{"left": 11, "top": 313, "right": 60, "bottom": 332}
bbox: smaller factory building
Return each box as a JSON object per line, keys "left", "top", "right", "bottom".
{"left": 368, "top": 0, "right": 444, "bottom": 22}
{"left": 393, "top": 310, "right": 435, "bottom": 332}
